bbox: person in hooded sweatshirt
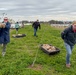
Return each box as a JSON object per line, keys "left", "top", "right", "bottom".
{"left": 0, "top": 17, "right": 11, "bottom": 57}
{"left": 61, "top": 21, "right": 76, "bottom": 68}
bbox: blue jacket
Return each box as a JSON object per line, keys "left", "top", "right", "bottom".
{"left": 0, "top": 22, "right": 11, "bottom": 44}
{"left": 61, "top": 25, "right": 76, "bottom": 46}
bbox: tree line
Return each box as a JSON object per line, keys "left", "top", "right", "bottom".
{"left": 21, "top": 20, "right": 72, "bottom": 24}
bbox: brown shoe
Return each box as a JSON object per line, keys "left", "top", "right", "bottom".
{"left": 66, "top": 64, "right": 71, "bottom": 68}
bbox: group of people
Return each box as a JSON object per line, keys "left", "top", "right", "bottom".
{"left": 0, "top": 18, "right": 41, "bottom": 57}
{"left": 0, "top": 17, "right": 76, "bottom": 68}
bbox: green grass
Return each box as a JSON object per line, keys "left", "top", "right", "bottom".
{"left": 0, "top": 23, "right": 76, "bottom": 75}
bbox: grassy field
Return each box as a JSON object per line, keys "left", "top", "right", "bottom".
{"left": 0, "top": 23, "right": 76, "bottom": 75}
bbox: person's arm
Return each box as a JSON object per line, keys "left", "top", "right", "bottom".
{"left": 38, "top": 22, "right": 41, "bottom": 29}
{"left": 15, "top": 24, "right": 16, "bottom": 28}
{"left": 61, "top": 28, "right": 69, "bottom": 40}
{"left": 17, "top": 24, "right": 20, "bottom": 28}
{"left": 32, "top": 22, "right": 34, "bottom": 27}
{"left": 5, "top": 22, "right": 10, "bottom": 29}
{"left": 18, "top": 24, "right": 20, "bottom": 28}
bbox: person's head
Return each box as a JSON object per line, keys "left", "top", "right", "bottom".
{"left": 36, "top": 19, "right": 39, "bottom": 22}
{"left": 4, "top": 17, "right": 8, "bottom": 23}
{"left": 72, "top": 21, "right": 76, "bottom": 30}
{"left": 16, "top": 22, "right": 19, "bottom": 24}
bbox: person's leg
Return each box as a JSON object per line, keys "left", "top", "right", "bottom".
{"left": 35, "top": 28, "right": 38, "bottom": 37}
{"left": 2, "top": 43, "right": 7, "bottom": 56}
{"left": 17, "top": 28, "right": 19, "bottom": 34}
{"left": 71, "top": 46, "right": 74, "bottom": 50}
{"left": 34, "top": 28, "right": 36, "bottom": 36}
{"left": 64, "top": 42, "right": 73, "bottom": 67}
{"left": 0, "top": 44, "right": 3, "bottom": 48}
{"left": 16, "top": 28, "right": 18, "bottom": 35}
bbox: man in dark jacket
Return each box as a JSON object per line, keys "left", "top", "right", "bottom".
{"left": 32, "top": 20, "right": 41, "bottom": 37}
{"left": 0, "top": 17, "right": 10, "bottom": 57}
{"left": 61, "top": 21, "right": 76, "bottom": 68}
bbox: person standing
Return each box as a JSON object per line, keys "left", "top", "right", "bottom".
{"left": 32, "top": 20, "right": 41, "bottom": 37}
{"left": 61, "top": 21, "right": 76, "bottom": 68}
{"left": 0, "top": 17, "right": 11, "bottom": 57}
{"left": 15, "top": 22, "right": 19, "bottom": 35}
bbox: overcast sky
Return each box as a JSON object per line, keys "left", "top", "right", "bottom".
{"left": 0, "top": 0, "right": 76, "bottom": 21}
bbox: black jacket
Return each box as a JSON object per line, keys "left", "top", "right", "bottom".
{"left": 61, "top": 25, "right": 76, "bottom": 46}
{"left": 32, "top": 21, "right": 41, "bottom": 29}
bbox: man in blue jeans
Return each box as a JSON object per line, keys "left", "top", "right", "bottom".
{"left": 32, "top": 20, "right": 41, "bottom": 37}
{"left": 61, "top": 21, "right": 76, "bottom": 68}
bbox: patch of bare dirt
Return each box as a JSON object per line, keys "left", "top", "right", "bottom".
{"left": 28, "top": 64, "right": 43, "bottom": 70}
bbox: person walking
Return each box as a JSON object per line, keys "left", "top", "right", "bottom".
{"left": 32, "top": 20, "right": 41, "bottom": 37}
{"left": 61, "top": 21, "right": 76, "bottom": 68}
{"left": 0, "top": 17, "right": 11, "bottom": 57}
{"left": 15, "top": 22, "right": 19, "bottom": 35}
